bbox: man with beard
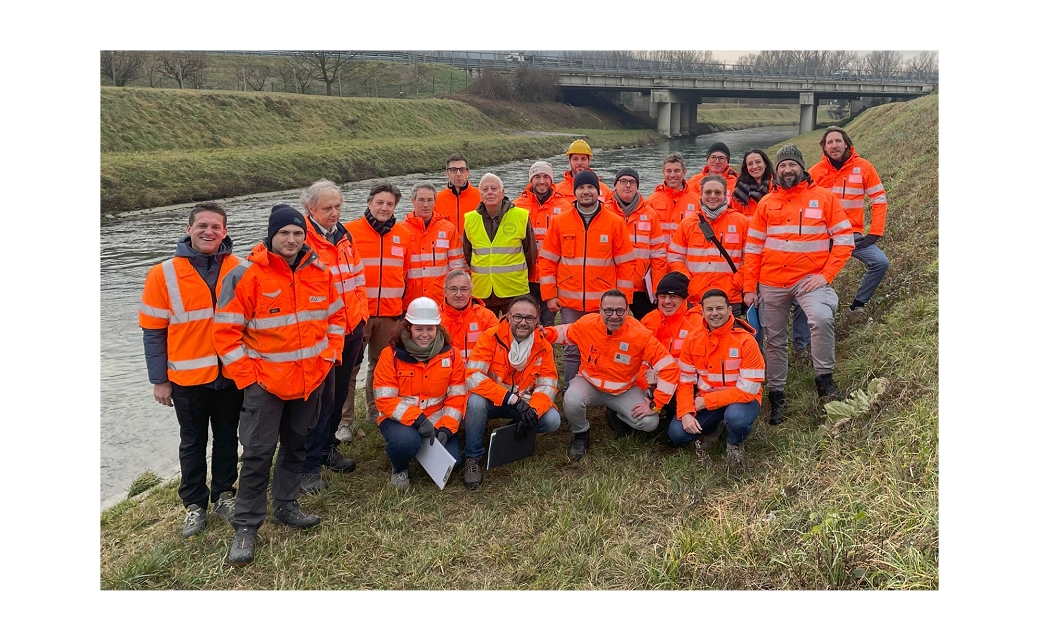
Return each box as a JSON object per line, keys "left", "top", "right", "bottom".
{"left": 604, "top": 167, "right": 667, "bottom": 321}
{"left": 743, "top": 145, "right": 854, "bottom": 425}
{"left": 553, "top": 139, "right": 613, "bottom": 202}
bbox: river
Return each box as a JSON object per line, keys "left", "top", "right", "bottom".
{"left": 99, "top": 125, "right": 797, "bottom": 507}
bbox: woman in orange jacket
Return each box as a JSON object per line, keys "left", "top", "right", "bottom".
{"left": 372, "top": 297, "right": 466, "bottom": 489}
{"left": 729, "top": 149, "right": 776, "bottom": 218}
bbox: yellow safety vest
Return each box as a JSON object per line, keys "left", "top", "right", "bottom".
{"left": 465, "top": 207, "right": 530, "bottom": 299}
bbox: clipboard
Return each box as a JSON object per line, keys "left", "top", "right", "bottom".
{"left": 415, "top": 437, "right": 457, "bottom": 490}
{"left": 486, "top": 422, "right": 536, "bottom": 470}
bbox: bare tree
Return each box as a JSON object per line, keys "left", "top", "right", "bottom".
{"left": 862, "top": 50, "right": 903, "bottom": 76}
{"left": 295, "top": 51, "right": 358, "bottom": 96}
{"left": 101, "top": 51, "right": 147, "bottom": 87}
{"left": 236, "top": 63, "right": 272, "bottom": 91}
{"left": 154, "top": 51, "right": 208, "bottom": 89}
{"left": 905, "top": 51, "right": 938, "bottom": 75}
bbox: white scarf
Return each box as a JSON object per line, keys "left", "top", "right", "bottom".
{"left": 508, "top": 332, "right": 535, "bottom": 369}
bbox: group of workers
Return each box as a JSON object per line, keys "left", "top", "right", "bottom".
{"left": 139, "top": 127, "right": 889, "bottom": 566}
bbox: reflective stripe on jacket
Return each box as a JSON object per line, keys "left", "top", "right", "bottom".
{"left": 343, "top": 217, "right": 413, "bottom": 318}
{"left": 372, "top": 341, "right": 466, "bottom": 433}
{"left": 440, "top": 299, "right": 499, "bottom": 362}
{"left": 304, "top": 217, "right": 368, "bottom": 332}
{"left": 676, "top": 314, "right": 764, "bottom": 418}
{"left": 434, "top": 183, "right": 481, "bottom": 233}
{"left": 512, "top": 185, "right": 574, "bottom": 283}
{"left": 644, "top": 182, "right": 698, "bottom": 246}
{"left": 538, "top": 206, "right": 637, "bottom": 311}
{"left": 212, "top": 242, "right": 346, "bottom": 401}
{"left": 139, "top": 253, "right": 243, "bottom": 386}
{"left": 401, "top": 210, "right": 465, "bottom": 309}
{"left": 808, "top": 148, "right": 887, "bottom": 236}
{"left": 743, "top": 181, "right": 854, "bottom": 291}
{"left": 636, "top": 302, "right": 703, "bottom": 391}
{"left": 666, "top": 208, "right": 750, "bottom": 304}
{"left": 464, "top": 206, "right": 530, "bottom": 299}
{"left": 465, "top": 320, "right": 559, "bottom": 418}
{"left": 604, "top": 196, "right": 668, "bottom": 294}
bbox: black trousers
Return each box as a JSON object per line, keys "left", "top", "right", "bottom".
{"left": 303, "top": 321, "right": 365, "bottom": 474}
{"left": 171, "top": 383, "right": 243, "bottom": 509}
{"left": 630, "top": 291, "right": 656, "bottom": 321}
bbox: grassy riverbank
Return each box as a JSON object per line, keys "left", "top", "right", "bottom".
{"left": 100, "top": 93, "right": 938, "bottom": 590}
{"left": 100, "top": 87, "right": 658, "bottom": 213}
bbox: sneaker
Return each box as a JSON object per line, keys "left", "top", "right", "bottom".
{"left": 815, "top": 374, "right": 846, "bottom": 402}
{"left": 227, "top": 526, "right": 256, "bottom": 567}
{"left": 390, "top": 470, "right": 410, "bottom": 490}
{"left": 301, "top": 472, "right": 328, "bottom": 495}
{"left": 211, "top": 492, "right": 235, "bottom": 523}
{"left": 335, "top": 422, "right": 354, "bottom": 443}
{"left": 726, "top": 442, "right": 748, "bottom": 471}
{"left": 768, "top": 390, "right": 786, "bottom": 425}
{"left": 183, "top": 504, "right": 207, "bottom": 539}
{"left": 462, "top": 457, "right": 482, "bottom": 490}
{"left": 321, "top": 447, "right": 356, "bottom": 474}
{"left": 272, "top": 501, "right": 321, "bottom": 529}
{"left": 568, "top": 431, "right": 590, "bottom": 461}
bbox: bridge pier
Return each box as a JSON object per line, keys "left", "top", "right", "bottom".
{"left": 653, "top": 90, "right": 700, "bottom": 139}
{"left": 680, "top": 104, "right": 690, "bottom": 136}
{"left": 799, "top": 92, "right": 817, "bottom": 134}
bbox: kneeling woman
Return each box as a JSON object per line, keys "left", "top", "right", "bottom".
{"left": 373, "top": 297, "right": 466, "bottom": 488}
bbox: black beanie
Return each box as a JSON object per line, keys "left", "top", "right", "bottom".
{"left": 573, "top": 169, "right": 600, "bottom": 194}
{"left": 707, "top": 142, "right": 731, "bottom": 160}
{"left": 268, "top": 204, "right": 307, "bottom": 242}
{"left": 613, "top": 166, "right": 640, "bottom": 188}
{"left": 656, "top": 271, "right": 690, "bottom": 298}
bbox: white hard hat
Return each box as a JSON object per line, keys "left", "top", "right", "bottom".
{"left": 405, "top": 297, "right": 441, "bottom": 325}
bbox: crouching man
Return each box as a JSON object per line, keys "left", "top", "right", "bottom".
{"left": 545, "top": 289, "right": 679, "bottom": 460}
{"left": 670, "top": 289, "right": 764, "bottom": 470}
{"left": 462, "top": 295, "right": 560, "bottom": 489}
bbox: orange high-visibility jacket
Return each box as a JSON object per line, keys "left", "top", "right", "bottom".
{"left": 140, "top": 253, "right": 244, "bottom": 386}
{"left": 554, "top": 170, "right": 614, "bottom": 203}
{"left": 743, "top": 180, "right": 854, "bottom": 291}
{"left": 401, "top": 210, "right": 465, "bottom": 309}
{"left": 303, "top": 217, "right": 369, "bottom": 333}
{"left": 372, "top": 340, "right": 466, "bottom": 433}
{"left": 644, "top": 182, "right": 698, "bottom": 245}
{"left": 344, "top": 216, "right": 413, "bottom": 318}
{"left": 676, "top": 314, "right": 764, "bottom": 419}
{"left": 544, "top": 313, "right": 679, "bottom": 409}
{"left": 465, "top": 320, "right": 559, "bottom": 418}
{"left": 636, "top": 302, "right": 703, "bottom": 390}
{"left": 212, "top": 242, "right": 346, "bottom": 401}
{"left": 512, "top": 185, "right": 574, "bottom": 283}
{"left": 440, "top": 298, "right": 499, "bottom": 362}
{"left": 538, "top": 206, "right": 637, "bottom": 311}
{"left": 667, "top": 207, "right": 750, "bottom": 304}
{"left": 604, "top": 195, "right": 669, "bottom": 295}
{"left": 434, "top": 183, "right": 482, "bottom": 233}
{"left": 688, "top": 166, "right": 739, "bottom": 204}
{"left": 808, "top": 147, "right": 888, "bottom": 236}
{"left": 729, "top": 178, "right": 776, "bottom": 219}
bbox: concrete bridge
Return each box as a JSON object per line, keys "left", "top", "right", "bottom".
{"left": 212, "top": 50, "right": 939, "bottom": 136}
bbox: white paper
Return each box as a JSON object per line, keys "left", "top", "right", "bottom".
{"left": 415, "top": 437, "right": 457, "bottom": 490}
{"left": 644, "top": 272, "right": 656, "bottom": 303}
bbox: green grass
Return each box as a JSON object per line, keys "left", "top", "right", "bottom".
{"left": 125, "top": 471, "right": 162, "bottom": 497}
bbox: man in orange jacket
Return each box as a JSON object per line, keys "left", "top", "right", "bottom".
{"left": 434, "top": 153, "right": 481, "bottom": 232}
{"left": 402, "top": 182, "right": 465, "bottom": 309}
{"left": 139, "top": 202, "right": 243, "bottom": 539}
{"left": 213, "top": 205, "right": 347, "bottom": 566}
{"left": 545, "top": 290, "right": 680, "bottom": 461}
{"left": 743, "top": 144, "right": 854, "bottom": 424}
{"left": 644, "top": 151, "right": 698, "bottom": 247}
{"left": 554, "top": 139, "right": 613, "bottom": 202}
{"left": 512, "top": 160, "right": 573, "bottom": 326}
{"left": 604, "top": 167, "right": 668, "bottom": 320}
{"left": 688, "top": 142, "right": 739, "bottom": 204}
{"left": 539, "top": 170, "right": 637, "bottom": 385}
{"left": 440, "top": 269, "right": 499, "bottom": 363}
{"left": 670, "top": 289, "right": 764, "bottom": 470}
{"left": 461, "top": 295, "right": 560, "bottom": 488}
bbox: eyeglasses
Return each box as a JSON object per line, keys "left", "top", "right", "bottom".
{"left": 447, "top": 167, "right": 469, "bottom": 174}
{"left": 601, "top": 308, "right": 627, "bottom": 317}
{"left": 615, "top": 179, "right": 637, "bottom": 186}
{"left": 708, "top": 154, "right": 729, "bottom": 162}
{"left": 510, "top": 314, "right": 537, "bottom": 324}
{"left": 446, "top": 287, "right": 471, "bottom": 294}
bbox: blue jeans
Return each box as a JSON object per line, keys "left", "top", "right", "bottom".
{"left": 378, "top": 417, "right": 462, "bottom": 474}
{"left": 667, "top": 400, "right": 760, "bottom": 446}
{"left": 793, "top": 235, "right": 889, "bottom": 350}
{"left": 463, "top": 394, "right": 561, "bottom": 460}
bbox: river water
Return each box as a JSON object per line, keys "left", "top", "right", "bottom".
{"left": 99, "top": 125, "right": 797, "bottom": 507}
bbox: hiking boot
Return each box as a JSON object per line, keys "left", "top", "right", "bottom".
{"left": 726, "top": 442, "right": 748, "bottom": 471}
{"left": 390, "top": 470, "right": 410, "bottom": 490}
{"left": 300, "top": 472, "right": 328, "bottom": 495}
{"left": 211, "top": 492, "right": 235, "bottom": 523}
{"left": 462, "top": 457, "right": 483, "bottom": 490}
{"left": 815, "top": 374, "right": 846, "bottom": 402}
{"left": 605, "top": 408, "right": 632, "bottom": 439}
{"left": 227, "top": 526, "right": 256, "bottom": 567}
{"left": 768, "top": 390, "right": 786, "bottom": 425}
{"left": 183, "top": 504, "right": 207, "bottom": 539}
{"left": 568, "top": 431, "right": 590, "bottom": 461}
{"left": 699, "top": 427, "right": 721, "bottom": 453}
{"left": 272, "top": 501, "right": 321, "bottom": 530}
{"left": 335, "top": 422, "right": 354, "bottom": 443}
{"left": 321, "top": 447, "right": 356, "bottom": 474}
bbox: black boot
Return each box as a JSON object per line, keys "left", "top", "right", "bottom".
{"left": 815, "top": 374, "right": 845, "bottom": 401}
{"left": 768, "top": 390, "right": 786, "bottom": 425}
{"left": 568, "top": 430, "right": 590, "bottom": 461}
{"left": 605, "top": 408, "right": 632, "bottom": 439}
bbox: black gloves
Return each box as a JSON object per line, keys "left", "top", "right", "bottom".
{"left": 436, "top": 428, "right": 451, "bottom": 446}
{"left": 855, "top": 233, "right": 881, "bottom": 249}
{"left": 413, "top": 414, "right": 435, "bottom": 445}
{"left": 513, "top": 398, "right": 540, "bottom": 440}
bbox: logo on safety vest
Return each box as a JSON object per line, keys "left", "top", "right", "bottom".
{"left": 600, "top": 235, "right": 608, "bottom": 243}
{"left": 728, "top": 225, "right": 736, "bottom": 233}
{"left": 469, "top": 322, "right": 478, "bottom": 331}
{"left": 853, "top": 167, "right": 861, "bottom": 174}
{"left": 729, "top": 348, "right": 739, "bottom": 358}
{"left": 502, "top": 222, "right": 518, "bottom": 236}
{"left": 553, "top": 208, "right": 561, "bottom": 214}
{"left": 310, "top": 296, "right": 326, "bottom": 303}
{"left": 809, "top": 200, "right": 818, "bottom": 208}
{"left": 438, "top": 231, "right": 446, "bottom": 238}
{"left": 619, "top": 342, "right": 629, "bottom": 351}
{"left": 614, "top": 353, "right": 631, "bottom": 364}
{"left": 392, "top": 236, "right": 400, "bottom": 244}
{"left": 441, "top": 358, "right": 451, "bottom": 368}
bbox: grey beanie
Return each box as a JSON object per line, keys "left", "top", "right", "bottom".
{"left": 774, "top": 144, "right": 806, "bottom": 170}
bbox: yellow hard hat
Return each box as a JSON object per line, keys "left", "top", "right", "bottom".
{"left": 566, "top": 140, "right": 593, "bottom": 157}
